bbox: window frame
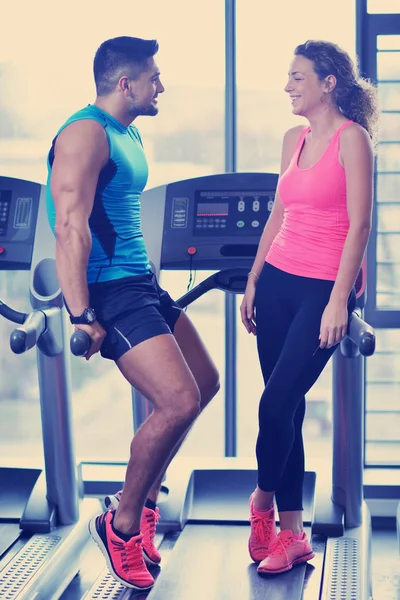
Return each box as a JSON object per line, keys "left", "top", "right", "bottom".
{"left": 357, "top": 5, "right": 400, "bottom": 326}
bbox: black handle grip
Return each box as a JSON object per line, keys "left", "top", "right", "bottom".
{"left": 70, "top": 330, "right": 92, "bottom": 357}
{"left": 10, "top": 330, "right": 27, "bottom": 354}
{"left": 177, "top": 280, "right": 213, "bottom": 309}
{"left": 359, "top": 332, "right": 375, "bottom": 357}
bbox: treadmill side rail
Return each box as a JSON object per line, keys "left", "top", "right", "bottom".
{"left": 320, "top": 502, "right": 372, "bottom": 600}
{"left": 0, "top": 498, "right": 100, "bottom": 600}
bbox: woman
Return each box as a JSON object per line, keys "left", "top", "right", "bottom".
{"left": 240, "top": 40, "right": 379, "bottom": 575}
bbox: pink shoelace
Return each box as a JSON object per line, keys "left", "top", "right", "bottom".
{"left": 250, "top": 512, "right": 274, "bottom": 543}
{"left": 124, "top": 535, "right": 146, "bottom": 571}
{"left": 111, "top": 534, "right": 145, "bottom": 573}
{"left": 269, "top": 533, "right": 294, "bottom": 556}
{"left": 142, "top": 507, "right": 160, "bottom": 543}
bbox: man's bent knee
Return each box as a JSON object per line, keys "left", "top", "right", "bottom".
{"left": 172, "top": 386, "right": 201, "bottom": 424}
{"left": 200, "top": 374, "right": 220, "bottom": 411}
{"left": 155, "top": 383, "right": 201, "bottom": 425}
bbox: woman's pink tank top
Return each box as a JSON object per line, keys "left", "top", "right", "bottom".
{"left": 266, "top": 121, "right": 353, "bottom": 281}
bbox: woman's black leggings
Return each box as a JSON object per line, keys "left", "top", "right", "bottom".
{"left": 254, "top": 262, "right": 355, "bottom": 512}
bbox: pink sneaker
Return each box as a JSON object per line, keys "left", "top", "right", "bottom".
{"left": 105, "top": 490, "right": 161, "bottom": 565}
{"left": 105, "top": 490, "right": 122, "bottom": 510}
{"left": 141, "top": 506, "right": 162, "bottom": 565}
{"left": 248, "top": 492, "right": 277, "bottom": 562}
{"left": 88, "top": 510, "right": 154, "bottom": 590}
{"left": 257, "top": 530, "right": 315, "bottom": 574}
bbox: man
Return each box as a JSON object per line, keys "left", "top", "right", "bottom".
{"left": 46, "top": 36, "right": 220, "bottom": 591}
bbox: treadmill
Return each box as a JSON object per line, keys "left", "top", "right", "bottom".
{"left": 80, "top": 173, "right": 375, "bottom": 600}
{"left": 0, "top": 176, "right": 99, "bottom": 599}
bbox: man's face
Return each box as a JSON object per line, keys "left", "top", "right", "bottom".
{"left": 124, "top": 57, "right": 165, "bottom": 117}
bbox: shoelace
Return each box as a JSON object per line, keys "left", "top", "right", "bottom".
{"left": 250, "top": 513, "right": 273, "bottom": 543}
{"left": 142, "top": 508, "right": 160, "bottom": 543}
{"left": 123, "top": 535, "right": 146, "bottom": 572}
{"left": 269, "top": 535, "right": 293, "bottom": 557}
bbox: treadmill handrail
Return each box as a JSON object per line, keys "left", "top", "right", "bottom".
{"left": 177, "top": 268, "right": 248, "bottom": 309}
{"left": 0, "top": 298, "right": 92, "bottom": 357}
{"left": 176, "top": 268, "right": 375, "bottom": 356}
{"left": 0, "top": 299, "right": 27, "bottom": 324}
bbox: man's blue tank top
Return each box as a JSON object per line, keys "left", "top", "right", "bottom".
{"left": 46, "top": 105, "right": 151, "bottom": 284}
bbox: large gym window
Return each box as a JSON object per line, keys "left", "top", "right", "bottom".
{"left": 235, "top": 0, "right": 356, "bottom": 471}
{"left": 376, "top": 35, "right": 400, "bottom": 311}
{"left": 366, "top": 329, "right": 400, "bottom": 465}
{"left": 0, "top": 272, "right": 42, "bottom": 466}
{"left": 362, "top": 26, "right": 400, "bottom": 466}
{"left": 1, "top": 1, "right": 399, "bottom": 475}
{"left": 0, "top": 0, "right": 225, "bottom": 464}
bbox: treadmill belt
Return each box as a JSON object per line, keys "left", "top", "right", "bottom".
{"left": 0, "top": 524, "right": 21, "bottom": 558}
{"left": 0, "top": 467, "right": 41, "bottom": 520}
{"left": 149, "top": 525, "right": 306, "bottom": 600}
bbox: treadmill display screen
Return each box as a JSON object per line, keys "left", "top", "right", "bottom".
{"left": 194, "top": 190, "right": 274, "bottom": 236}
{"left": 197, "top": 202, "right": 229, "bottom": 217}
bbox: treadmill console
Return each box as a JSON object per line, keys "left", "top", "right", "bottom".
{"left": 0, "top": 177, "right": 41, "bottom": 270}
{"left": 193, "top": 190, "right": 273, "bottom": 237}
{"left": 159, "top": 173, "right": 278, "bottom": 270}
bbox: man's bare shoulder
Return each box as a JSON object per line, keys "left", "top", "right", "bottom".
{"left": 55, "top": 119, "right": 108, "bottom": 156}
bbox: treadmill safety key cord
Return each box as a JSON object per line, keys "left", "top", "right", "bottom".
{"left": 185, "top": 247, "right": 197, "bottom": 308}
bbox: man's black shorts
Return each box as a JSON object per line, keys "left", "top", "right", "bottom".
{"left": 88, "top": 272, "right": 182, "bottom": 361}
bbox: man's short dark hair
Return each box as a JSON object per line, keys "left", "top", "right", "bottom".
{"left": 94, "top": 36, "right": 159, "bottom": 96}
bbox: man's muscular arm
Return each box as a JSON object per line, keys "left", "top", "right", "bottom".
{"left": 50, "top": 119, "right": 109, "bottom": 358}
